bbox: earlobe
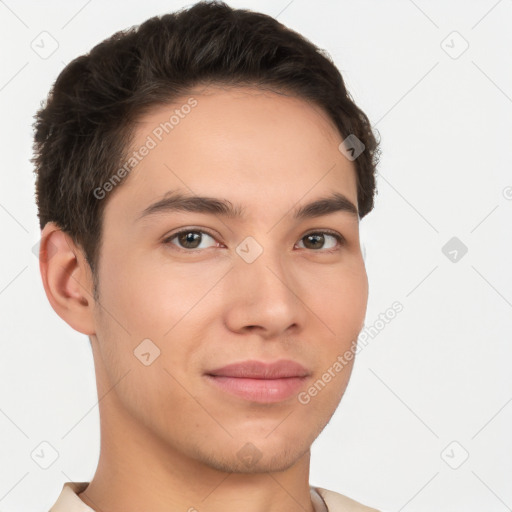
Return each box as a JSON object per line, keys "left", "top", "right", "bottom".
{"left": 39, "top": 222, "right": 96, "bottom": 335}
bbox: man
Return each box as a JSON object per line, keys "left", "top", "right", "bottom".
{"left": 34, "top": 1, "right": 382, "bottom": 511}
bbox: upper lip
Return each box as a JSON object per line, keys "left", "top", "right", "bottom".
{"left": 206, "top": 359, "right": 310, "bottom": 379}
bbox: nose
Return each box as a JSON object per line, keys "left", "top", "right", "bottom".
{"left": 223, "top": 243, "right": 304, "bottom": 339}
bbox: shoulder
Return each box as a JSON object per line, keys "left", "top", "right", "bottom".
{"left": 313, "top": 486, "right": 382, "bottom": 512}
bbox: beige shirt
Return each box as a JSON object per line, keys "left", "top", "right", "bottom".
{"left": 49, "top": 481, "right": 381, "bottom": 512}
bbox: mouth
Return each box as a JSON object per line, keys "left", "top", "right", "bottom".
{"left": 204, "top": 359, "right": 310, "bottom": 403}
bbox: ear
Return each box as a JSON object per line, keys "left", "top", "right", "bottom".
{"left": 38, "top": 222, "right": 96, "bottom": 335}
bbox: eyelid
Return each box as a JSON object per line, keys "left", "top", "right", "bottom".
{"left": 302, "top": 228, "right": 345, "bottom": 242}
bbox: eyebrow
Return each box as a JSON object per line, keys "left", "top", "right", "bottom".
{"left": 135, "top": 191, "right": 359, "bottom": 223}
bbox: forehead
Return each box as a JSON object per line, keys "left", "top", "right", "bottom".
{"left": 105, "top": 85, "right": 358, "bottom": 224}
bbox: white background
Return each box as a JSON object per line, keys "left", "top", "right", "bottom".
{"left": 0, "top": 1, "right": 511, "bottom": 511}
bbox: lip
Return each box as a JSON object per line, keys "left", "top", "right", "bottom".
{"left": 204, "top": 359, "right": 310, "bottom": 403}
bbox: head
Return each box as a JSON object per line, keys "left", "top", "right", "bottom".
{"left": 34, "top": 1, "right": 380, "bottom": 474}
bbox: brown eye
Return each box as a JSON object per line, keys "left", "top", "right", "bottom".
{"left": 297, "top": 231, "right": 344, "bottom": 251}
{"left": 164, "top": 230, "right": 218, "bottom": 250}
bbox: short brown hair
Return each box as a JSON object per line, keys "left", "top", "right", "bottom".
{"left": 32, "top": 0, "right": 381, "bottom": 297}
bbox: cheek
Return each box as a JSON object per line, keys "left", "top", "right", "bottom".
{"left": 316, "top": 261, "right": 369, "bottom": 330}
{"left": 95, "top": 254, "right": 226, "bottom": 386}
{"left": 306, "top": 263, "right": 368, "bottom": 397}
{"left": 98, "top": 249, "right": 208, "bottom": 334}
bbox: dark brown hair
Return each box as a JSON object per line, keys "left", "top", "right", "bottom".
{"left": 32, "top": 0, "right": 380, "bottom": 298}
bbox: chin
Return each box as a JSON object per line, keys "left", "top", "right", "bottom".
{"left": 208, "top": 450, "right": 306, "bottom": 474}
{"left": 196, "top": 437, "right": 312, "bottom": 474}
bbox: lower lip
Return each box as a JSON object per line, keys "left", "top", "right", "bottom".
{"left": 204, "top": 375, "right": 308, "bottom": 403}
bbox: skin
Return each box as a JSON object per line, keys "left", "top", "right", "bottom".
{"left": 40, "top": 85, "right": 369, "bottom": 512}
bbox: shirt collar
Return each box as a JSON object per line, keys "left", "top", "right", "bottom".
{"left": 50, "top": 481, "right": 329, "bottom": 512}
{"left": 49, "top": 482, "right": 94, "bottom": 511}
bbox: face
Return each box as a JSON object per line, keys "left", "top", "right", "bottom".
{"left": 90, "top": 85, "right": 369, "bottom": 473}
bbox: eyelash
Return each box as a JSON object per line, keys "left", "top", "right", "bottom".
{"left": 162, "top": 228, "right": 345, "bottom": 254}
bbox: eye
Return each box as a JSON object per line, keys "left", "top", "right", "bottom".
{"left": 163, "top": 229, "right": 220, "bottom": 251}
{"left": 296, "top": 230, "right": 345, "bottom": 252}
{"left": 162, "top": 228, "right": 345, "bottom": 253}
